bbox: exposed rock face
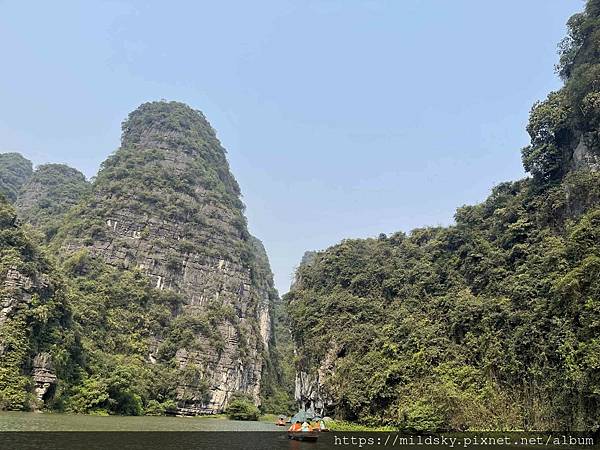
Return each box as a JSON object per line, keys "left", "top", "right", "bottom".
{"left": 15, "top": 163, "right": 90, "bottom": 230}
{"left": 59, "top": 101, "right": 277, "bottom": 413}
{"left": 1, "top": 267, "right": 38, "bottom": 326}
{"left": 0, "top": 196, "right": 67, "bottom": 410}
{"left": 295, "top": 347, "right": 336, "bottom": 415}
{"left": 249, "top": 236, "right": 279, "bottom": 352}
{"left": 32, "top": 353, "right": 57, "bottom": 402}
{"left": 0, "top": 264, "right": 57, "bottom": 408}
{"left": 571, "top": 135, "right": 600, "bottom": 172}
{"left": 0, "top": 152, "right": 33, "bottom": 203}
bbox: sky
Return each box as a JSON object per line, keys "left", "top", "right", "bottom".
{"left": 0, "top": 0, "right": 584, "bottom": 294}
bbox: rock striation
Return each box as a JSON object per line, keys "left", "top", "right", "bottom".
{"left": 57, "top": 101, "right": 277, "bottom": 413}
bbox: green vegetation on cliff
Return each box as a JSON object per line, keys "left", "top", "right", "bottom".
{"left": 0, "top": 102, "right": 286, "bottom": 416}
{"left": 15, "top": 164, "right": 90, "bottom": 240}
{"left": 54, "top": 101, "right": 251, "bottom": 264}
{"left": 0, "top": 153, "right": 33, "bottom": 203}
{"left": 285, "top": 0, "right": 600, "bottom": 432}
{"left": 0, "top": 194, "right": 190, "bottom": 416}
{"left": 57, "top": 250, "right": 192, "bottom": 415}
{"left": 0, "top": 195, "right": 79, "bottom": 410}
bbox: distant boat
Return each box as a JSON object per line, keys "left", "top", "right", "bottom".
{"left": 275, "top": 415, "right": 287, "bottom": 426}
{"left": 287, "top": 410, "right": 319, "bottom": 442}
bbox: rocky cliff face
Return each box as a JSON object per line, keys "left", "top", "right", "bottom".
{"left": 0, "top": 153, "right": 33, "bottom": 203}
{"left": 15, "top": 163, "right": 90, "bottom": 236}
{"left": 571, "top": 134, "right": 600, "bottom": 173}
{"left": 0, "top": 196, "right": 71, "bottom": 410}
{"left": 294, "top": 347, "right": 335, "bottom": 415}
{"left": 288, "top": 251, "right": 335, "bottom": 415}
{"left": 56, "top": 101, "right": 277, "bottom": 413}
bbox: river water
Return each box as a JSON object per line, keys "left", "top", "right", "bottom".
{"left": 0, "top": 412, "right": 343, "bottom": 449}
{"left": 0, "top": 411, "right": 279, "bottom": 431}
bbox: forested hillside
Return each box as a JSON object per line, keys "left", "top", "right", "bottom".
{"left": 49, "top": 101, "right": 282, "bottom": 414}
{"left": 15, "top": 164, "right": 90, "bottom": 240}
{"left": 0, "top": 102, "right": 288, "bottom": 416}
{"left": 0, "top": 153, "right": 33, "bottom": 203}
{"left": 286, "top": 0, "right": 600, "bottom": 432}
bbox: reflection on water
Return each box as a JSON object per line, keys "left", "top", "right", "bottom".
{"left": 0, "top": 412, "right": 342, "bottom": 449}
{"left": 0, "top": 432, "right": 343, "bottom": 450}
{"left": 0, "top": 411, "right": 279, "bottom": 431}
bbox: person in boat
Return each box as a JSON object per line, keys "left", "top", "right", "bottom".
{"left": 301, "top": 421, "right": 312, "bottom": 432}
{"left": 289, "top": 421, "right": 302, "bottom": 432}
{"left": 310, "top": 419, "right": 325, "bottom": 430}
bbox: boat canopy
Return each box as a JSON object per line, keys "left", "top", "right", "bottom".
{"left": 290, "top": 409, "right": 316, "bottom": 423}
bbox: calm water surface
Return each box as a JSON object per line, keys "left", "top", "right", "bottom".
{"left": 0, "top": 412, "right": 343, "bottom": 449}
{"left": 0, "top": 411, "right": 279, "bottom": 431}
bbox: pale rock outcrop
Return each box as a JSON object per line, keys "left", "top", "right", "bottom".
{"left": 294, "top": 346, "right": 337, "bottom": 415}
{"left": 571, "top": 135, "right": 600, "bottom": 172}
{"left": 32, "top": 353, "right": 57, "bottom": 402}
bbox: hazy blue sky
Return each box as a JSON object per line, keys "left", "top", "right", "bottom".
{"left": 0, "top": 1, "right": 583, "bottom": 294}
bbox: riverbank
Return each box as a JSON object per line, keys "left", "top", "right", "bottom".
{"left": 326, "top": 420, "right": 397, "bottom": 432}
{"left": 261, "top": 414, "right": 397, "bottom": 432}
